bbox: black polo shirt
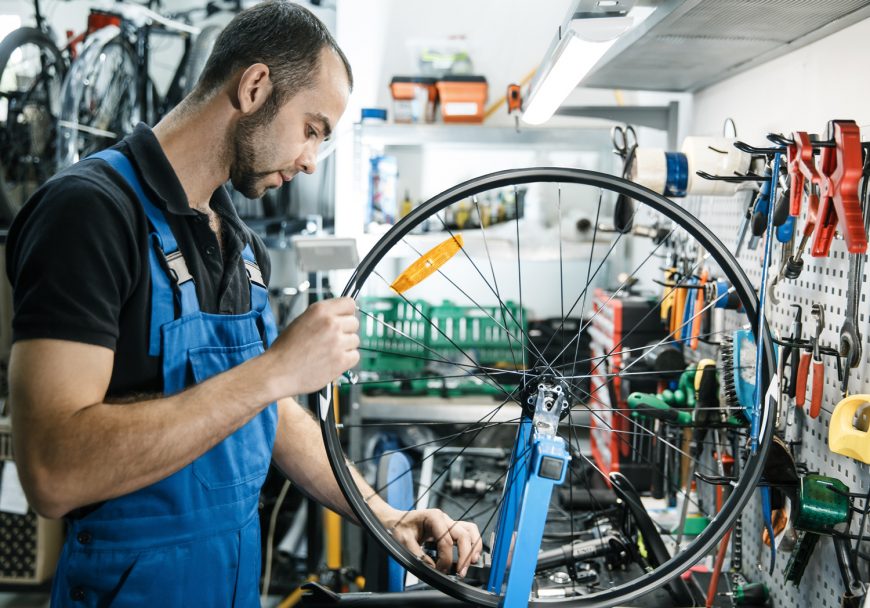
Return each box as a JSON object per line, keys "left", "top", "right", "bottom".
{"left": 6, "top": 124, "right": 272, "bottom": 397}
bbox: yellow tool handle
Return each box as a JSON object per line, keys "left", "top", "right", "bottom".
{"left": 829, "top": 394, "right": 870, "bottom": 463}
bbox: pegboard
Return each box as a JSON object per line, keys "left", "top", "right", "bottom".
{"left": 683, "top": 182, "right": 870, "bottom": 607}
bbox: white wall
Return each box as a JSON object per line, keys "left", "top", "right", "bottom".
{"left": 690, "top": 15, "right": 870, "bottom": 139}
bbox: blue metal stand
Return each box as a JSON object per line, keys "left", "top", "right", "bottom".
{"left": 487, "top": 384, "right": 570, "bottom": 607}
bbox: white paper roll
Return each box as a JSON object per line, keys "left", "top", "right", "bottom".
{"left": 630, "top": 147, "right": 667, "bottom": 195}
{"left": 681, "top": 136, "right": 751, "bottom": 196}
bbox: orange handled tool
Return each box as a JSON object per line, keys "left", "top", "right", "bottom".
{"left": 795, "top": 352, "right": 811, "bottom": 407}
{"left": 506, "top": 84, "right": 522, "bottom": 114}
{"left": 812, "top": 120, "right": 867, "bottom": 257}
{"left": 807, "top": 303, "right": 826, "bottom": 419}
{"left": 690, "top": 270, "right": 707, "bottom": 350}
{"left": 809, "top": 360, "right": 824, "bottom": 419}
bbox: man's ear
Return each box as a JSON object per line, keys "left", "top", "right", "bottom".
{"left": 237, "top": 63, "right": 273, "bottom": 115}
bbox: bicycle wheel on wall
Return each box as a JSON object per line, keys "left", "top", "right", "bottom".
{"left": 320, "top": 168, "right": 775, "bottom": 607}
{"left": 56, "top": 25, "right": 139, "bottom": 170}
{"left": 0, "top": 26, "right": 65, "bottom": 222}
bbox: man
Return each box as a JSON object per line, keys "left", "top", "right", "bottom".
{"left": 6, "top": 2, "right": 481, "bottom": 605}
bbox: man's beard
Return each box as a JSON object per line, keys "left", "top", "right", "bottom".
{"left": 229, "top": 111, "right": 275, "bottom": 199}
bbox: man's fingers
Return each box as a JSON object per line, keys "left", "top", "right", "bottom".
{"left": 425, "top": 513, "right": 455, "bottom": 574}
{"left": 329, "top": 296, "right": 357, "bottom": 315}
{"left": 472, "top": 525, "right": 483, "bottom": 563}
{"left": 339, "top": 314, "right": 359, "bottom": 334}
{"left": 455, "top": 523, "right": 473, "bottom": 577}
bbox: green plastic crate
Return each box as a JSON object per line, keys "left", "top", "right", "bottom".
{"left": 428, "top": 300, "right": 527, "bottom": 367}
{"left": 358, "top": 297, "right": 430, "bottom": 373}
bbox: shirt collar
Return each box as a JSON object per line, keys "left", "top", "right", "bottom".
{"left": 123, "top": 123, "right": 248, "bottom": 240}
{"left": 124, "top": 123, "right": 196, "bottom": 216}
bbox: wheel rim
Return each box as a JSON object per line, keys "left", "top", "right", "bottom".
{"left": 322, "top": 167, "right": 775, "bottom": 607}
{"left": 0, "top": 30, "right": 65, "bottom": 218}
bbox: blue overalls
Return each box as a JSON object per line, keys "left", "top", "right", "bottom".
{"left": 50, "top": 149, "right": 279, "bottom": 606}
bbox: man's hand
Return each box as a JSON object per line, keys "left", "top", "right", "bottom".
{"left": 265, "top": 297, "right": 359, "bottom": 397}
{"left": 379, "top": 507, "right": 483, "bottom": 578}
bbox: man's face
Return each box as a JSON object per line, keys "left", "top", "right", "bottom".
{"left": 230, "top": 48, "right": 349, "bottom": 199}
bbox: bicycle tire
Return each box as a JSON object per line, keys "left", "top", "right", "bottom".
{"left": 0, "top": 26, "right": 65, "bottom": 221}
{"left": 181, "top": 23, "right": 226, "bottom": 96}
{"left": 320, "top": 167, "right": 775, "bottom": 607}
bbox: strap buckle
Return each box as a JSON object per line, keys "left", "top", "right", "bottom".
{"left": 165, "top": 250, "right": 193, "bottom": 285}
{"left": 244, "top": 259, "right": 266, "bottom": 288}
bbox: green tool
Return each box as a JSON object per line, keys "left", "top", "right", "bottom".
{"left": 627, "top": 392, "right": 692, "bottom": 425}
{"left": 723, "top": 582, "right": 770, "bottom": 605}
{"left": 784, "top": 474, "right": 850, "bottom": 585}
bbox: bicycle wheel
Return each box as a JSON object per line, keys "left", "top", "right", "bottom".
{"left": 181, "top": 22, "right": 226, "bottom": 96}
{"left": 0, "top": 26, "right": 65, "bottom": 221}
{"left": 56, "top": 25, "right": 139, "bottom": 169}
{"left": 320, "top": 168, "right": 775, "bottom": 607}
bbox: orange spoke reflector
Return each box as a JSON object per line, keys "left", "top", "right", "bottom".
{"left": 390, "top": 234, "right": 464, "bottom": 294}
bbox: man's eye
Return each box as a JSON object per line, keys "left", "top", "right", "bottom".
{"left": 307, "top": 126, "right": 318, "bottom": 139}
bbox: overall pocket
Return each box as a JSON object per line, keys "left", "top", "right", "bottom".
{"left": 189, "top": 341, "right": 277, "bottom": 490}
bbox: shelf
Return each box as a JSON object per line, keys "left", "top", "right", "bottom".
{"left": 580, "top": 0, "right": 870, "bottom": 92}
{"left": 356, "top": 123, "right": 611, "bottom": 149}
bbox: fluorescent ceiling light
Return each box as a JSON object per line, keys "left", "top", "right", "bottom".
{"left": 522, "top": 31, "right": 617, "bottom": 125}
{"left": 522, "top": 6, "right": 655, "bottom": 126}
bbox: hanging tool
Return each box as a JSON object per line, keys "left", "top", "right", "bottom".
{"left": 690, "top": 269, "right": 708, "bottom": 350}
{"left": 611, "top": 125, "right": 638, "bottom": 234}
{"left": 506, "top": 83, "right": 522, "bottom": 132}
{"left": 661, "top": 265, "right": 677, "bottom": 330}
{"left": 721, "top": 582, "right": 770, "bottom": 606}
{"left": 829, "top": 394, "right": 870, "bottom": 463}
{"left": 675, "top": 361, "right": 717, "bottom": 546}
{"left": 787, "top": 131, "right": 821, "bottom": 216}
{"left": 735, "top": 188, "right": 759, "bottom": 256}
{"left": 390, "top": 234, "right": 464, "bottom": 293}
{"left": 811, "top": 120, "right": 867, "bottom": 257}
{"left": 680, "top": 274, "right": 698, "bottom": 345}
{"left": 784, "top": 474, "right": 850, "bottom": 585}
{"left": 785, "top": 305, "right": 802, "bottom": 400}
{"left": 751, "top": 154, "right": 782, "bottom": 454}
{"left": 839, "top": 150, "right": 870, "bottom": 395}
{"left": 747, "top": 167, "right": 774, "bottom": 250}
{"left": 784, "top": 133, "right": 824, "bottom": 279}
{"left": 720, "top": 329, "right": 757, "bottom": 423}
{"left": 807, "top": 304, "right": 825, "bottom": 418}
{"left": 626, "top": 392, "right": 692, "bottom": 425}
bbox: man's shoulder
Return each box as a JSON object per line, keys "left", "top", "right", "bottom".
{"left": 17, "top": 156, "right": 145, "bottom": 229}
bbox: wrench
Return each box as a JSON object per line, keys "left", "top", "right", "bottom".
{"left": 768, "top": 236, "right": 794, "bottom": 306}
{"left": 839, "top": 159, "right": 870, "bottom": 395}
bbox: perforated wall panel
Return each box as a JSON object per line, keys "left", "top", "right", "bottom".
{"left": 686, "top": 186, "right": 870, "bottom": 607}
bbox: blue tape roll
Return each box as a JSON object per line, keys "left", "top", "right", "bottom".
{"left": 664, "top": 152, "right": 688, "bottom": 197}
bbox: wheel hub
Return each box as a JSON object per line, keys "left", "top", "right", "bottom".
{"left": 520, "top": 369, "right": 570, "bottom": 426}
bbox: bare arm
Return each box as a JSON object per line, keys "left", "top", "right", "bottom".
{"left": 272, "top": 398, "right": 483, "bottom": 577}
{"left": 271, "top": 396, "right": 393, "bottom": 523}
{"left": 9, "top": 298, "right": 359, "bottom": 519}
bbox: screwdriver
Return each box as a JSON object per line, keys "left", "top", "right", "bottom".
{"left": 721, "top": 582, "right": 770, "bottom": 605}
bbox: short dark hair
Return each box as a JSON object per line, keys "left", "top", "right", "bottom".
{"left": 193, "top": 1, "right": 353, "bottom": 107}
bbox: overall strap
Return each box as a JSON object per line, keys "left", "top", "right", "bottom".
{"left": 91, "top": 149, "right": 200, "bottom": 356}
{"left": 241, "top": 244, "right": 278, "bottom": 346}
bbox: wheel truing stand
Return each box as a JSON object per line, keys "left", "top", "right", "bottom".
{"left": 487, "top": 378, "right": 570, "bottom": 606}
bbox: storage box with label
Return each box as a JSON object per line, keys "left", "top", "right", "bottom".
{"left": 435, "top": 76, "right": 487, "bottom": 123}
